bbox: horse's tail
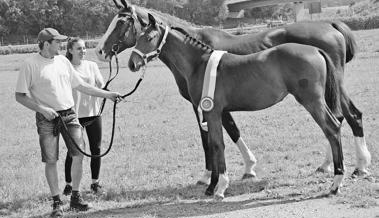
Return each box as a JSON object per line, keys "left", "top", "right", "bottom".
{"left": 330, "top": 20, "right": 357, "bottom": 63}
{"left": 319, "top": 49, "right": 339, "bottom": 112}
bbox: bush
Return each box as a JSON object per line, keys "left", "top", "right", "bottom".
{"left": 340, "top": 15, "right": 379, "bottom": 30}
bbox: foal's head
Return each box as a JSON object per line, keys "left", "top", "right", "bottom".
{"left": 95, "top": 0, "right": 141, "bottom": 61}
{"left": 128, "top": 13, "right": 167, "bottom": 72}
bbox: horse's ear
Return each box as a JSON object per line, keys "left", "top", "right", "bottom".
{"left": 113, "top": 0, "right": 122, "bottom": 9}
{"left": 120, "top": 0, "right": 129, "bottom": 8}
{"left": 148, "top": 13, "right": 156, "bottom": 27}
{"left": 137, "top": 15, "right": 148, "bottom": 28}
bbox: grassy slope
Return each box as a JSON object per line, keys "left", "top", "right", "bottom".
{"left": 0, "top": 29, "right": 379, "bottom": 217}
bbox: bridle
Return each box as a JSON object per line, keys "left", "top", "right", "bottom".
{"left": 110, "top": 6, "right": 141, "bottom": 55}
{"left": 131, "top": 25, "right": 170, "bottom": 67}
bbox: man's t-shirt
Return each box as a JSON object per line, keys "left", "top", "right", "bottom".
{"left": 15, "top": 54, "right": 84, "bottom": 111}
{"left": 72, "top": 60, "right": 105, "bottom": 118}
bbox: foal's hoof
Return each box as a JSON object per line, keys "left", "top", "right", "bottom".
{"left": 351, "top": 168, "right": 370, "bottom": 178}
{"left": 242, "top": 173, "right": 256, "bottom": 180}
{"left": 214, "top": 193, "right": 224, "bottom": 201}
{"left": 329, "top": 187, "right": 340, "bottom": 196}
{"left": 205, "top": 188, "right": 214, "bottom": 196}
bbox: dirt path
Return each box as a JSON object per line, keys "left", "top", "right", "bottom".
{"left": 62, "top": 192, "right": 379, "bottom": 218}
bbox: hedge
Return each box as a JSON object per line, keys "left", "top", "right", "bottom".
{"left": 0, "top": 40, "right": 99, "bottom": 55}
{"left": 340, "top": 15, "right": 379, "bottom": 30}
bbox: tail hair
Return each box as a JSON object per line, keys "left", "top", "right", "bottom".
{"left": 331, "top": 20, "right": 357, "bottom": 63}
{"left": 319, "top": 49, "right": 340, "bottom": 113}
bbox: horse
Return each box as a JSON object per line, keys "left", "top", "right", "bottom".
{"left": 128, "top": 13, "right": 345, "bottom": 199}
{"left": 95, "top": 0, "right": 371, "bottom": 183}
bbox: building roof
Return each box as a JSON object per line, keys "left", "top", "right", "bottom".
{"left": 225, "top": 0, "right": 253, "bottom": 4}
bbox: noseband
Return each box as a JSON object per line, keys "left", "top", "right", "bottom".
{"left": 131, "top": 25, "right": 170, "bottom": 66}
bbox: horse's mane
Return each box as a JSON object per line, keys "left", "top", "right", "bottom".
{"left": 171, "top": 26, "right": 214, "bottom": 54}
{"left": 136, "top": 6, "right": 197, "bottom": 28}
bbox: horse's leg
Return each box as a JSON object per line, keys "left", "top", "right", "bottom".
{"left": 301, "top": 99, "right": 344, "bottom": 194}
{"left": 316, "top": 109, "right": 344, "bottom": 174}
{"left": 222, "top": 112, "right": 257, "bottom": 179}
{"left": 205, "top": 111, "right": 229, "bottom": 199}
{"left": 339, "top": 87, "right": 371, "bottom": 177}
{"left": 192, "top": 105, "right": 212, "bottom": 185}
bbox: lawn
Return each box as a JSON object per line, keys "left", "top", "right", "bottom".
{"left": 0, "top": 28, "right": 378, "bottom": 218}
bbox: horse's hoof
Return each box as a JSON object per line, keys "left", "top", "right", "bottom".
{"left": 242, "top": 173, "right": 256, "bottom": 180}
{"left": 197, "top": 180, "right": 209, "bottom": 186}
{"left": 214, "top": 194, "right": 224, "bottom": 201}
{"left": 315, "top": 167, "right": 330, "bottom": 174}
{"left": 351, "top": 168, "right": 369, "bottom": 178}
{"left": 329, "top": 187, "right": 340, "bottom": 195}
{"left": 205, "top": 188, "right": 214, "bottom": 196}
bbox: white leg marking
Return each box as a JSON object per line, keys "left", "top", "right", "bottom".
{"left": 354, "top": 137, "right": 371, "bottom": 171}
{"left": 236, "top": 138, "right": 257, "bottom": 176}
{"left": 318, "top": 143, "right": 333, "bottom": 173}
{"left": 214, "top": 173, "right": 229, "bottom": 199}
{"left": 330, "top": 174, "right": 344, "bottom": 192}
{"left": 197, "top": 170, "right": 211, "bottom": 185}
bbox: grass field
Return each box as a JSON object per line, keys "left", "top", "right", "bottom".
{"left": 0, "top": 28, "right": 379, "bottom": 218}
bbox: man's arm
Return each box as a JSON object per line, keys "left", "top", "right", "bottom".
{"left": 74, "top": 82, "right": 121, "bottom": 102}
{"left": 15, "top": 92, "right": 58, "bottom": 121}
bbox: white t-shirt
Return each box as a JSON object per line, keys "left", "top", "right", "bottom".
{"left": 72, "top": 60, "right": 105, "bottom": 118}
{"left": 15, "top": 54, "right": 84, "bottom": 111}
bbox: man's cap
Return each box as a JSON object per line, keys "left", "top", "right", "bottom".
{"left": 37, "top": 28, "right": 68, "bottom": 42}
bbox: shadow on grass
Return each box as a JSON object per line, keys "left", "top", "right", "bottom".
{"left": 61, "top": 187, "right": 331, "bottom": 218}
{"left": 22, "top": 178, "right": 332, "bottom": 218}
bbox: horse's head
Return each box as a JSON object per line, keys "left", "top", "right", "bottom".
{"left": 128, "top": 13, "right": 168, "bottom": 72}
{"left": 95, "top": 0, "right": 141, "bottom": 62}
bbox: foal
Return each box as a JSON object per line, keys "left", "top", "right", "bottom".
{"left": 128, "top": 14, "right": 345, "bottom": 199}
{"left": 96, "top": 1, "right": 371, "bottom": 182}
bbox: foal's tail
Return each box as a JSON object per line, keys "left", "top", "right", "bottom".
{"left": 319, "top": 49, "right": 339, "bottom": 112}
{"left": 330, "top": 20, "right": 357, "bottom": 63}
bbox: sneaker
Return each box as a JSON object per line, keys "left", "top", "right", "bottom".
{"left": 90, "top": 182, "right": 103, "bottom": 194}
{"left": 63, "top": 184, "right": 72, "bottom": 196}
{"left": 70, "top": 192, "right": 90, "bottom": 211}
{"left": 51, "top": 200, "right": 63, "bottom": 217}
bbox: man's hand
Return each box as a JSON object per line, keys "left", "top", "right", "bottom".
{"left": 107, "top": 92, "right": 123, "bottom": 102}
{"left": 40, "top": 106, "right": 59, "bottom": 121}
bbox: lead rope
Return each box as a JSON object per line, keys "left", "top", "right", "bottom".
{"left": 58, "top": 51, "right": 146, "bottom": 158}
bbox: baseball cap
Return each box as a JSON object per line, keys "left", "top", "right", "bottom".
{"left": 37, "top": 28, "right": 68, "bottom": 42}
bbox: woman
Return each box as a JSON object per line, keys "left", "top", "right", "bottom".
{"left": 63, "top": 37, "right": 105, "bottom": 195}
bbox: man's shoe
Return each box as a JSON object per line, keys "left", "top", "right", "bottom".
{"left": 70, "top": 192, "right": 90, "bottom": 211}
{"left": 90, "top": 182, "right": 103, "bottom": 194}
{"left": 51, "top": 200, "right": 63, "bottom": 217}
{"left": 63, "top": 184, "right": 72, "bottom": 196}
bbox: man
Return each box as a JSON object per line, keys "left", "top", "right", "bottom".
{"left": 15, "top": 28, "right": 121, "bottom": 217}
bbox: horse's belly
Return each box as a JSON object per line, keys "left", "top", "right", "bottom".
{"left": 225, "top": 88, "right": 287, "bottom": 111}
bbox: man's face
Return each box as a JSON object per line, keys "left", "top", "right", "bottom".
{"left": 47, "top": 39, "right": 62, "bottom": 56}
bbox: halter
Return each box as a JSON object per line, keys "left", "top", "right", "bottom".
{"left": 131, "top": 25, "right": 170, "bottom": 66}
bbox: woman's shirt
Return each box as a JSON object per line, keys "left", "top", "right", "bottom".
{"left": 72, "top": 60, "right": 105, "bottom": 118}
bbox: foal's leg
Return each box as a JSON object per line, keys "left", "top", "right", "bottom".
{"left": 205, "top": 111, "right": 229, "bottom": 199}
{"left": 302, "top": 100, "right": 344, "bottom": 194}
{"left": 222, "top": 112, "right": 257, "bottom": 179}
{"left": 193, "top": 106, "right": 257, "bottom": 185}
{"left": 192, "top": 105, "right": 212, "bottom": 185}
{"left": 340, "top": 87, "right": 371, "bottom": 177}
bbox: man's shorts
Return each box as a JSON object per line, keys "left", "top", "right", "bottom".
{"left": 35, "top": 108, "right": 85, "bottom": 163}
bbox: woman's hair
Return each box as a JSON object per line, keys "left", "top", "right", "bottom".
{"left": 65, "top": 37, "right": 83, "bottom": 61}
